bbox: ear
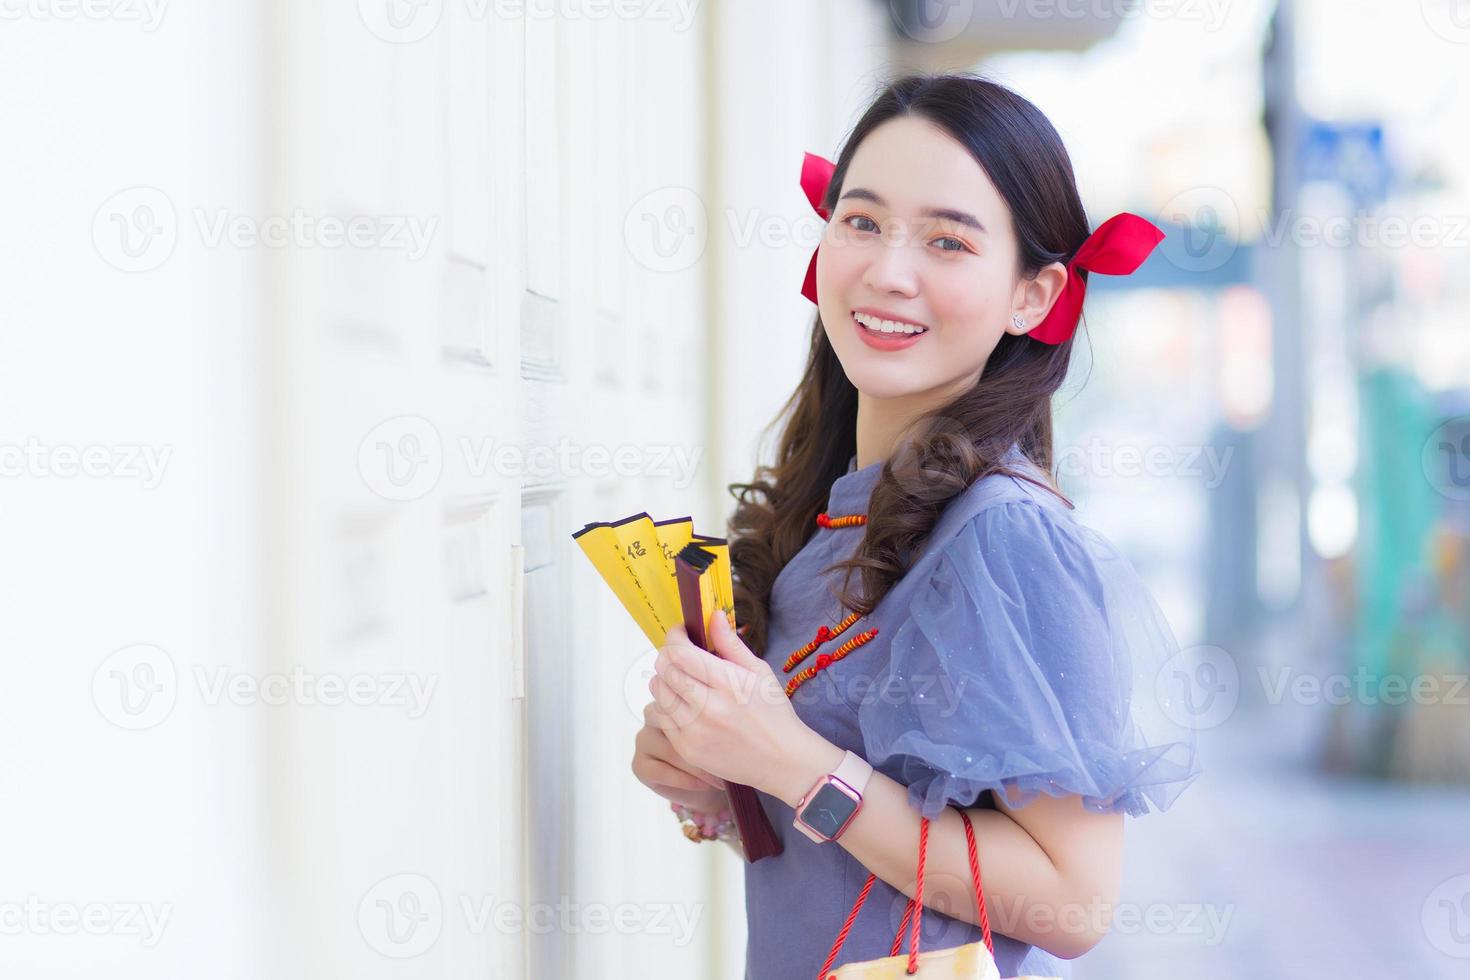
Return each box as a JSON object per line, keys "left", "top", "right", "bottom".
{"left": 1006, "top": 261, "right": 1068, "bottom": 337}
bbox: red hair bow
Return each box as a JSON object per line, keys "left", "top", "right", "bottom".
{"left": 797, "top": 150, "right": 1164, "bottom": 344}
{"left": 1029, "top": 212, "right": 1165, "bottom": 345}
{"left": 800, "top": 151, "right": 836, "bottom": 305}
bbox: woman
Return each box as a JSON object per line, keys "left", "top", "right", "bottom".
{"left": 632, "top": 72, "right": 1201, "bottom": 978}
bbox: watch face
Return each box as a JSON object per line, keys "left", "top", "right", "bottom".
{"left": 802, "top": 782, "right": 858, "bottom": 839}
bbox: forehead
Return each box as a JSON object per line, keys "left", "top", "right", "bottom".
{"left": 840, "top": 115, "right": 1005, "bottom": 221}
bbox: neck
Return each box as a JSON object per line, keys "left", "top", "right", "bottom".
{"left": 854, "top": 392, "right": 913, "bottom": 470}
{"left": 854, "top": 382, "right": 969, "bottom": 470}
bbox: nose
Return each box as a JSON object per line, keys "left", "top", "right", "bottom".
{"left": 861, "top": 229, "right": 920, "bottom": 298}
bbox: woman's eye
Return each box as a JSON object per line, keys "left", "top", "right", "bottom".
{"left": 840, "top": 215, "right": 967, "bottom": 252}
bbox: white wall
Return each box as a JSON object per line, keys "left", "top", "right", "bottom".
{"left": 708, "top": 1, "right": 896, "bottom": 496}
{"left": 0, "top": 1, "right": 895, "bottom": 978}
{"left": 0, "top": 3, "right": 274, "bottom": 976}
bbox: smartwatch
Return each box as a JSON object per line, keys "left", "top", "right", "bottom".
{"left": 792, "top": 750, "right": 873, "bottom": 843}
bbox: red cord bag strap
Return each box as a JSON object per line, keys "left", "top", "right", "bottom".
{"left": 815, "top": 808, "right": 993, "bottom": 979}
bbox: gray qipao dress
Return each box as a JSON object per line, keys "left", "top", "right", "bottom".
{"left": 741, "top": 445, "right": 1201, "bottom": 979}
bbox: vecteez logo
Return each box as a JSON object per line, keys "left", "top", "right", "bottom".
{"left": 91, "top": 645, "right": 440, "bottom": 728}
{"left": 358, "top": 873, "right": 444, "bottom": 958}
{"left": 0, "top": 0, "right": 169, "bottom": 30}
{"left": 92, "top": 187, "right": 441, "bottom": 271}
{"left": 92, "top": 186, "right": 178, "bottom": 273}
{"left": 357, "top": 0, "right": 701, "bottom": 44}
{"left": 92, "top": 643, "right": 178, "bottom": 731}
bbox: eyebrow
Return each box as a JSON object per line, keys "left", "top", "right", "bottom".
{"left": 836, "top": 188, "right": 987, "bottom": 234}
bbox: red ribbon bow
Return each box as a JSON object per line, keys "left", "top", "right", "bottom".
{"left": 797, "top": 150, "right": 1164, "bottom": 344}
{"left": 800, "top": 151, "right": 837, "bottom": 305}
{"left": 1029, "top": 212, "right": 1165, "bottom": 345}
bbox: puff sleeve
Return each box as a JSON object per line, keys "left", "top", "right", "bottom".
{"left": 857, "top": 498, "right": 1201, "bottom": 821}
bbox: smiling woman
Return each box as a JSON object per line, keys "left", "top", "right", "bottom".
{"left": 815, "top": 110, "right": 1074, "bottom": 442}
{"left": 698, "top": 72, "right": 1194, "bottom": 980}
{"left": 733, "top": 76, "right": 1101, "bottom": 664}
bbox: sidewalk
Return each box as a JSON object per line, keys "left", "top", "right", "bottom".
{"left": 1077, "top": 709, "right": 1470, "bottom": 979}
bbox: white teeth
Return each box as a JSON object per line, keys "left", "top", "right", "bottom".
{"left": 853, "top": 312, "right": 927, "bottom": 335}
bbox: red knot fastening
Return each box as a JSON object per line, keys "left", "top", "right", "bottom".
{"left": 784, "top": 627, "right": 879, "bottom": 697}
{"left": 782, "top": 511, "right": 876, "bottom": 696}
{"left": 783, "top": 611, "right": 861, "bottom": 673}
{"left": 816, "top": 512, "right": 867, "bottom": 529}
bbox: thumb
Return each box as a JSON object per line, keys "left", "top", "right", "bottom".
{"left": 708, "top": 608, "right": 764, "bottom": 669}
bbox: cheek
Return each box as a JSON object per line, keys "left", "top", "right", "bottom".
{"left": 926, "top": 267, "right": 1005, "bottom": 333}
{"left": 923, "top": 269, "right": 1012, "bottom": 368}
{"left": 816, "top": 233, "right": 863, "bottom": 290}
{"left": 814, "top": 235, "right": 866, "bottom": 331}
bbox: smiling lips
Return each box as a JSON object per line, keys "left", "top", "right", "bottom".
{"left": 851, "top": 309, "right": 928, "bottom": 351}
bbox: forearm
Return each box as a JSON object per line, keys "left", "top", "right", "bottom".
{"left": 765, "top": 731, "right": 1106, "bottom": 959}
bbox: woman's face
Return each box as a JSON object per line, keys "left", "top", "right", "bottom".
{"left": 815, "top": 115, "right": 1061, "bottom": 404}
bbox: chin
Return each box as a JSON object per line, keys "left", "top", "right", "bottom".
{"left": 842, "top": 367, "right": 933, "bottom": 401}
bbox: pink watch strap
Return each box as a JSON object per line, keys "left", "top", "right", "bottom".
{"left": 794, "top": 750, "right": 873, "bottom": 842}
{"left": 829, "top": 750, "right": 873, "bottom": 797}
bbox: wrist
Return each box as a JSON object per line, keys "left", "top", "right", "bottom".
{"left": 772, "top": 729, "right": 847, "bottom": 810}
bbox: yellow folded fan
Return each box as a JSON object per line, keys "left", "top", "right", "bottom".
{"left": 575, "top": 512, "right": 785, "bottom": 863}
{"left": 572, "top": 513, "right": 736, "bottom": 649}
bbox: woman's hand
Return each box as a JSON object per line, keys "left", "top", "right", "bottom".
{"left": 631, "top": 707, "right": 730, "bottom": 812}
{"left": 643, "top": 609, "right": 812, "bottom": 799}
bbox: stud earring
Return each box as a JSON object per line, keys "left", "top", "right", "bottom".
{"left": 1011, "top": 313, "right": 1026, "bottom": 331}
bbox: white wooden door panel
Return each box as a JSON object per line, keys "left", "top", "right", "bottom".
{"left": 268, "top": 5, "right": 723, "bottom": 977}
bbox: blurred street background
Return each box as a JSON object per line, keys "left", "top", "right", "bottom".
{"left": 2, "top": 1, "right": 1468, "bottom": 977}
{"left": 954, "top": 3, "right": 1470, "bottom": 976}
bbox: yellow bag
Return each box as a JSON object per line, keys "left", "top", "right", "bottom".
{"left": 818, "top": 809, "right": 1060, "bottom": 980}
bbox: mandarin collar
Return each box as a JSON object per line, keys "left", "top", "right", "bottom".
{"left": 824, "top": 454, "right": 884, "bottom": 517}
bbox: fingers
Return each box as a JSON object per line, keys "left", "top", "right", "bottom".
{"left": 646, "top": 675, "right": 692, "bottom": 727}
{"left": 656, "top": 661, "right": 703, "bottom": 702}
{"left": 678, "top": 761, "right": 725, "bottom": 790}
{"left": 657, "top": 639, "right": 762, "bottom": 714}
{"left": 636, "top": 717, "right": 681, "bottom": 761}
{"left": 642, "top": 700, "right": 675, "bottom": 736}
{"left": 653, "top": 784, "right": 730, "bottom": 812}
{"left": 657, "top": 639, "right": 739, "bottom": 689}
{"left": 655, "top": 643, "right": 709, "bottom": 686}
{"left": 635, "top": 715, "right": 724, "bottom": 789}
{"left": 639, "top": 757, "right": 716, "bottom": 794}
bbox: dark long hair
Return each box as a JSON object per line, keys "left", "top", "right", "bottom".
{"left": 726, "top": 73, "right": 1095, "bottom": 658}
